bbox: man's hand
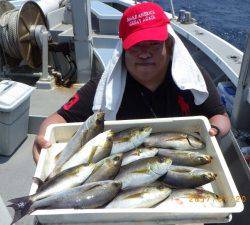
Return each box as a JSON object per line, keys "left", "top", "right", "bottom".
{"left": 32, "top": 135, "right": 51, "bottom": 164}
{"left": 209, "top": 126, "right": 220, "bottom": 137}
{"left": 209, "top": 113, "right": 231, "bottom": 137}
{"left": 32, "top": 113, "right": 66, "bottom": 163}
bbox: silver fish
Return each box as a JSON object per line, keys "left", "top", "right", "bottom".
{"left": 8, "top": 163, "right": 95, "bottom": 222}
{"left": 9, "top": 180, "right": 121, "bottom": 224}
{"left": 51, "top": 112, "right": 104, "bottom": 177}
{"left": 156, "top": 188, "right": 224, "bottom": 208}
{"left": 106, "top": 182, "right": 172, "bottom": 208}
{"left": 162, "top": 165, "right": 217, "bottom": 188}
{"left": 115, "top": 156, "right": 172, "bottom": 189}
{"left": 144, "top": 132, "right": 205, "bottom": 150}
{"left": 158, "top": 148, "right": 212, "bottom": 166}
{"left": 60, "top": 130, "right": 114, "bottom": 172}
{"left": 111, "top": 127, "right": 152, "bottom": 154}
{"left": 84, "top": 153, "right": 123, "bottom": 183}
{"left": 122, "top": 147, "right": 159, "bottom": 166}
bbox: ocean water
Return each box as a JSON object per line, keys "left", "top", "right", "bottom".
{"left": 148, "top": 0, "right": 250, "bottom": 52}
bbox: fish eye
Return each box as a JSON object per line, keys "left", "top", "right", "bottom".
{"left": 158, "top": 157, "right": 165, "bottom": 163}
{"left": 158, "top": 184, "right": 165, "bottom": 190}
{"left": 96, "top": 118, "right": 103, "bottom": 125}
{"left": 113, "top": 156, "right": 120, "bottom": 161}
{"left": 197, "top": 156, "right": 204, "bottom": 162}
{"left": 114, "top": 182, "right": 121, "bottom": 187}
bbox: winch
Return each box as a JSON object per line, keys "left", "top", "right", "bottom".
{"left": 0, "top": 1, "right": 47, "bottom": 68}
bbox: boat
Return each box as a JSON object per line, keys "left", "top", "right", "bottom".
{"left": 0, "top": 0, "right": 249, "bottom": 224}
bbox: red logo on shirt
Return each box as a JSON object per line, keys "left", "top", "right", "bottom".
{"left": 63, "top": 93, "right": 80, "bottom": 111}
{"left": 178, "top": 95, "right": 190, "bottom": 116}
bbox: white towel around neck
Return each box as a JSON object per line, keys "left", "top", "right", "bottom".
{"left": 92, "top": 24, "right": 209, "bottom": 120}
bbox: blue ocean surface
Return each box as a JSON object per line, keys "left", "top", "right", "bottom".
{"left": 146, "top": 0, "right": 250, "bottom": 52}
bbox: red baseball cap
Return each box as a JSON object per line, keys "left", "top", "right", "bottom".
{"left": 119, "top": 2, "right": 170, "bottom": 50}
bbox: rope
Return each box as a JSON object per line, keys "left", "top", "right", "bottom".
{"left": 0, "top": 9, "right": 22, "bottom": 59}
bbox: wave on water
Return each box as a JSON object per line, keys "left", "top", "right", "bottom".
{"left": 142, "top": 0, "right": 250, "bottom": 52}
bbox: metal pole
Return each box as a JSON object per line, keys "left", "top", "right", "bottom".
{"left": 231, "top": 33, "right": 250, "bottom": 132}
{"left": 169, "top": 0, "right": 176, "bottom": 19}
{"left": 71, "top": 0, "right": 92, "bottom": 83}
{"left": 41, "top": 30, "right": 49, "bottom": 80}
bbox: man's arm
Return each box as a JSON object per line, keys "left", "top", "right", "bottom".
{"left": 32, "top": 113, "right": 66, "bottom": 163}
{"left": 194, "top": 66, "right": 231, "bottom": 137}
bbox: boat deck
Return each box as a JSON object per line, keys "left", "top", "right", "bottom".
{"left": 0, "top": 135, "right": 36, "bottom": 225}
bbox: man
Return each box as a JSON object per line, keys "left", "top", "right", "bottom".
{"left": 33, "top": 2, "right": 231, "bottom": 163}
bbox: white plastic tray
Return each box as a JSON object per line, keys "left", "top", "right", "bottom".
{"left": 30, "top": 116, "right": 244, "bottom": 224}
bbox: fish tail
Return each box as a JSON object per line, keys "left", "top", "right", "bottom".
{"left": 7, "top": 196, "right": 33, "bottom": 224}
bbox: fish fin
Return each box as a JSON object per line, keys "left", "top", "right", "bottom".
{"left": 7, "top": 196, "right": 33, "bottom": 224}
{"left": 55, "top": 152, "right": 62, "bottom": 161}
{"left": 131, "top": 168, "right": 150, "bottom": 174}
{"left": 88, "top": 146, "right": 98, "bottom": 163}
{"left": 124, "top": 192, "right": 146, "bottom": 199}
{"left": 32, "top": 177, "right": 44, "bottom": 188}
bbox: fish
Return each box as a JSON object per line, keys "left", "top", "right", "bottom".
{"left": 156, "top": 188, "right": 224, "bottom": 208}
{"left": 162, "top": 165, "right": 217, "bottom": 188}
{"left": 59, "top": 130, "right": 114, "bottom": 172}
{"left": 84, "top": 153, "right": 123, "bottom": 183}
{"left": 122, "top": 147, "right": 159, "bottom": 166}
{"left": 106, "top": 182, "right": 172, "bottom": 208}
{"left": 7, "top": 163, "right": 95, "bottom": 222}
{"left": 9, "top": 180, "right": 121, "bottom": 225}
{"left": 111, "top": 127, "right": 152, "bottom": 154}
{"left": 143, "top": 132, "right": 205, "bottom": 150}
{"left": 115, "top": 156, "right": 172, "bottom": 190}
{"left": 50, "top": 112, "right": 105, "bottom": 177}
{"left": 157, "top": 148, "right": 212, "bottom": 166}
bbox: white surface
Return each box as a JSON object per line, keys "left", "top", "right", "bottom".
{"left": 30, "top": 116, "right": 244, "bottom": 224}
{"left": 0, "top": 196, "right": 12, "bottom": 225}
{"left": 0, "top": 80, "right": 34, "bottom": 112}
{"left": 91, "top": 0, "right": 122, "bottom": 19}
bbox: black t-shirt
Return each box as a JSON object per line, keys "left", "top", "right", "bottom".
{"left": 57, "top": 64, "right": 225, "bottom": 122}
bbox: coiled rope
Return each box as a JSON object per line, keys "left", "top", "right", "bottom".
{"left": 0, "top": 9, "right": 22, "bottom": 59}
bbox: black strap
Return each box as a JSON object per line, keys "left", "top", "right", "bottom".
{"left": 211, "top": 125, "right": 221, "bottom": 136}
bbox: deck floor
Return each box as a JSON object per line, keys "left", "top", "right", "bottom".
{"left": 0, "top": 134, "right": 36, "bottom": 225}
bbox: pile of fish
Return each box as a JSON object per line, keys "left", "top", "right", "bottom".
{"left": 8, "top": 112, "right": 224, "bottom": 224}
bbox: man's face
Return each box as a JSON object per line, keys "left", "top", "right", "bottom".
{"left": 125, "top": 40, "right": 171, "bottom": 86}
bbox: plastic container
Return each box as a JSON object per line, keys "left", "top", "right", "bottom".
{"left": 30, "top": 116, "right": 244, "bottom": 224}
{"left": 217, "top": 81, "right": 236, "bottom": 115}
{"left": 0, "top": 80, "right": 34, "bottom": 156}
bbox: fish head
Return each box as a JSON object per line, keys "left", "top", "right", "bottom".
{"left": 106, "top": 130, "right": 115, "bottom": 142}
{"left": 95, "top": 111, "right": 105, "bottom": 127}
{"left": 130, "top": 126, "right": 152, "bottom": 138}
{"left": 187, "top": 135, "right": 205, "bottom": 149}
{"left": 156, "top": 183, "right": 172, "bottom": 195}
{"left": 109, "top": 153, "right": 123, "bottom": 166}
{"left": 112, "top": 181, "right": 122, "bottom": 190}
{"left": 131, "top": 148, "right": 142, "bottom": 156}
{"left": 150, "top": 156, "right": 172, "bottom": 175}
{"left": 197, "top": 155, "right": 212, "bottom": 164}
{"left": 140, "top": 126, "right": 152, "bottom": 136}
{"left": 202, "top": 172, "right": 217, "bottom": 182}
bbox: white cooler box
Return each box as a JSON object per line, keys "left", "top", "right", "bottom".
{"left": 31, "top": 116, "right": 244, "bottom": 224}
{"left": 0, "top": 80, "right": 34, "bottom": 156}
